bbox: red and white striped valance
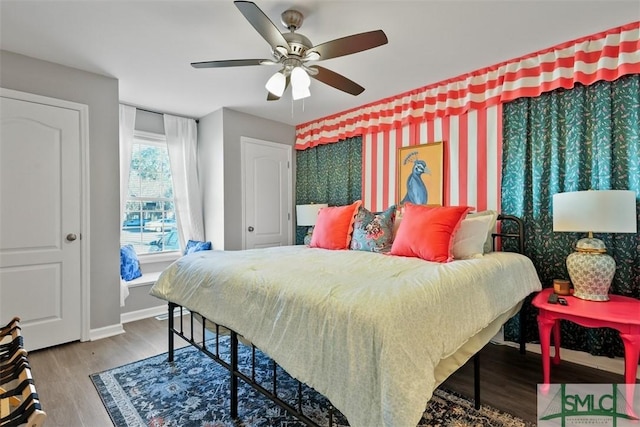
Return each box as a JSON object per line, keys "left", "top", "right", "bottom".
{"left": 295, "top": 21, "right": 640, "bottom": 150}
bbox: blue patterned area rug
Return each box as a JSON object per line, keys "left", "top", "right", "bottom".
{"left": 90, "top": 337, "right": 533, "bottom": 427}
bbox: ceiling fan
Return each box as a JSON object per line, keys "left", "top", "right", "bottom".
{"left": 191, "top": 1, "right": 388, "bottom": 101}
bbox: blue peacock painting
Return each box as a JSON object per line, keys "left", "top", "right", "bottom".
{"left": 401, "top": 151, "right": 431, "bottom": 205}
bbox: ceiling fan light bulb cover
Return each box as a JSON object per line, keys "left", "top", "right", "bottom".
{"left": 265, "top": 72, "right": 286, "bottom": 96}
{"left": 292, "top": 85, "right": 311, "bottom": 100}
{"left": 291, "top": 66, "right": 311, "bottom": 87}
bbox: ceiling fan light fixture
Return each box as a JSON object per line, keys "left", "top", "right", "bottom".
{"left": 291, "top": 66, "right": 311, "bottom": 88}
{"left": 265, "top": 71, "right": 286, "bottom": 97}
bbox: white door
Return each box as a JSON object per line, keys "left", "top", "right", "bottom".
{"left": 241, "top": 137, "right": 292, "bottom": 249}
{"left": 0, "top": 92, "right": 84, "bottom": 350}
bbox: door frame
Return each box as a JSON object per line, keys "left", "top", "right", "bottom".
{"left": 240, "top": 136, "right": 293, "bottom": 249}
{"left": 1, "top": 88, "right": 91, "bottom": 342}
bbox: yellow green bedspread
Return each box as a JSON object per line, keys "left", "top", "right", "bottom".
{"left": 150, "top": 245, "right": 541, "bottom": 427}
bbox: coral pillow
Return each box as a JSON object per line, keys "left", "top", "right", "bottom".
{"left": 310, "top": 201, "right": 362, "bottom": 250}
{"left": 390, "top": 204, "right": 470, "bottom": 262}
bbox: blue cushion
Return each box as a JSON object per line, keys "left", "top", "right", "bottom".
{"left": 350, "top": 205, "right": 396, "bottom": 253}
{"left": 120, "top": 244, "right": 142, "bottom": 281}
{"left": 184, "top": 239, "right": 212, "bottom": 255}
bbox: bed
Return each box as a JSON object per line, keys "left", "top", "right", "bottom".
{"left": 149, "top": 212, "right": 541, "bottom": 427}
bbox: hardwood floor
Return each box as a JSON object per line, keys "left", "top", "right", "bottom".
{"left": 26, "top": 316, "right": 624, "bottom": 427}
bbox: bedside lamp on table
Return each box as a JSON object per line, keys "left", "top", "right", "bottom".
{"left": 296, "top": 203, "right": 328, "bottom": 245}
{"left": 552, "top": 190, "right": 637, "bottom": 301}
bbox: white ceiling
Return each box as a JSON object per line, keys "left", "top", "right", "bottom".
{"left": 1, "top": 1, "right": 638, "bottom": 126}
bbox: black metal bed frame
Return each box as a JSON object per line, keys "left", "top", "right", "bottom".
{"left": 167, "top": 306, "right": 338, "bottom": 426}
{"left": 165, "top": 214, "right": 528, "bottom": 427}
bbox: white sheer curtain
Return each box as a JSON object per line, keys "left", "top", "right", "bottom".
{"left": 118, "top": 104, "right": 137, "bottom": 306}
{"left": 164, "top": 114, "right": 204, "bottom": 249}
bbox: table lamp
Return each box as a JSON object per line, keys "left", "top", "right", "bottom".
{"left": 296, "top": 203, "right": 328, "bottom": 245}
{"left": 552, "top": 190, "right": 637, "bottom": 301}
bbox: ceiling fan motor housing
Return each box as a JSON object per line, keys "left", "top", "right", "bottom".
{"left": 280, "top": 9, "right": 313, "bottom": 58}
{"left": 283, "top": 32, "right": 312, "bottom": 57}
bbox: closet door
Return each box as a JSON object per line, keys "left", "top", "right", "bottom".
{"left": 0, "top": 92, "right": 84, "bottom": 350}
{"left": 241, "top": 137, "right": 292, "bottom": 249}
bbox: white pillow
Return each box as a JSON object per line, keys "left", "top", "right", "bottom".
{"left": 467, "top": 210, "right": 499, "bottom": 253}
{"left": 452, "top": 214, "right": 495, "bottom": 259}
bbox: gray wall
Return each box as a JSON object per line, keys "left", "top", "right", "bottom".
{"left": 198, "top": 109, "right": 225, "bottom": 250}
{"left": 199, "top": 108, "right": 295, "bottom": 250}
{"left": 0, "top": 50, "right": 121, "bottom": 330}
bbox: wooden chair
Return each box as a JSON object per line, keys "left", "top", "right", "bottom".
{"left": 0, "top": 319, "right": 45, "bottom": 427}
{"left": 0, "top": 363, "right": 46, "bottom": 427}
{"left": 0, "top": 339, "right": 24, "bottom": 366}
{"left": 0, "top": 319, "right": 21, "bottom": 348}
{"left": 0, "top": 319, "right": 20, "bottom": 337}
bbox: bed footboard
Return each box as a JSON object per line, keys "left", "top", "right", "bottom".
{"left": 166, "top": 301, "right": 486, "bottom": 424}
{"left": 166, "top": 302, "right": 337, "bottom": 426}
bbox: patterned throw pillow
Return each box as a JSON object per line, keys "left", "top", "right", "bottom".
{"left": 184, "top": 240, "right": 212, "bottom": 255}
{"left": 350, "top": 205, "right": 396, "bottom": 253}
{"left": 120, "top": 244, "right": 142, "bottom": 281}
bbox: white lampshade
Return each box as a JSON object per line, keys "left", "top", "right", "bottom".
{"left": 552, "top": 190, "right": 637, "bottom": 233}
{"left": 296, "top": 203, "right": 328, "bottom": 226}
{"left": 552, "top": 189, "right": 637, "bottom": 301}
{"left": 292, "top": 85, "right": 311, "bottom": 100}
{"left": 265, "top": 71, "right": 286, "bottom": 97}
{"left": 291, "top": 66, "right": 311, "bottom": 100}
{"left": 290, "top": 66, "right": 311, "bottom": 87}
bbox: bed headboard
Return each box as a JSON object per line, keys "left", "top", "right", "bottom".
{"left": 493, "top": 214, "right": 525, "bottom": 254}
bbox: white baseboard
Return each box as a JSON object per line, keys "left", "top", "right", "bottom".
{"left": 121, "top": 305, "right": 167, "bottom": 324}
{"left": 492, "top": 330, "right": 640, "bottom": 380}
{"left": 89, "top": 323, "right": 125, "bottom": 341}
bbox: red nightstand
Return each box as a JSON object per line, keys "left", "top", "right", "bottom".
{"left": 532, "top": 288, "right": 640, "bottom": 416}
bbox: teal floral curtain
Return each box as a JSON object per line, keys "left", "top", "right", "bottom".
{"left": 502, "top": 74, "right": 640, "bottom": 357}
{"left": 295, "top": 136, "right": 362, "bottom": 244}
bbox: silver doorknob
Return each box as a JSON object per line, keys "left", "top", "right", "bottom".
{"left": 247, "top": 226, "right": 254, "bottom": 232}
{"left": 66, "top": 233, "right": 77, "bottom": 242}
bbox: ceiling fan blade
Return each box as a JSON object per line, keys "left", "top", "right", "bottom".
{"left": 310, "top": 66, "right": 364, "bottom": 96}
{"left": 267, "top": 75, "right": 290, "bottom": 101}
{"left": 191, "top": 59, "right": 268, "bottom": 68}
{"left": 311, "top": 30, "right": 388, "bottom": 61}
{"left": 234, "top": 1, "right": 289, "bottom": 49}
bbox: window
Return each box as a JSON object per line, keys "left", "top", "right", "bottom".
{"left": 121, "top": 131, "right": 180, "bottom": 255}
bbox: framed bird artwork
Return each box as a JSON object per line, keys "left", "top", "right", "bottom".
{"left": 397, "top": 141, "right": 444, "bottom": 206}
